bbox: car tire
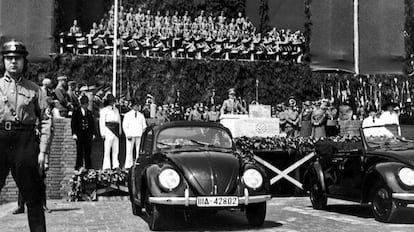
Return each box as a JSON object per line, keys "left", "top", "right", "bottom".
{"left": 245, "top": 202, "right": 266, "bottom": 227}
{"left": 148, "top": 204, "right": 174, "bottom": 231}
{"left": 145, "top": 191, "right": 173, "bottom": 231}
{"left": 371, "top": 184, "right": 398, "bottom": 223}
{"left": 309, "top": 176, "right": 327, "bottom": 210}
{"left": 128, "top": 171, "right": 142, "bottom": 216}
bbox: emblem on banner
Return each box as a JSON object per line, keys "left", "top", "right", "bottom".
{"left": 255, "top": 123, "right": 267, "bottom": 134}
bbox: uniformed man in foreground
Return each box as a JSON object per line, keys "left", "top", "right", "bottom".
{"left": 0, "top": 40, "right": 51, "bottom": 232}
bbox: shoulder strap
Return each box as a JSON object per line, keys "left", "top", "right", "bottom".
{"left": 0, "top": 85, "right": 19, "bottom": 121}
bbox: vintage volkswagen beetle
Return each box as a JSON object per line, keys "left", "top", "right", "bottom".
{"left": 304, "top": 124, "right": 414, "bottom": 222}
{"left": 128, "top": 121, "right": 271, "bottom": 230}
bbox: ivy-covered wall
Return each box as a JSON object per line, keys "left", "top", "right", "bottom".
{"left": 26, "top": 54, "right": 409, "bottom": 108}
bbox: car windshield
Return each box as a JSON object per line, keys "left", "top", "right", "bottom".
{"left": 362, "top": 124, "right": 414, "bottom": 151}
{"left": 156, "top": 126, "right": 233, "bottom": 150}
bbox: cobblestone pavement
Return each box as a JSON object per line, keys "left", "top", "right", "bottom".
{"left": 1, "top": 197, "right": 414, "bottom": 232}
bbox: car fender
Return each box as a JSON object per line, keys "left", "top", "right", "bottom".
{"left": 145, "top": 164, "right": 163, "bottom": 197}
{"left": 303, "top": 161, "right": 326, "bottom": 193}
{"left": 361, "top": 162, "right": 406, "bottom": 202}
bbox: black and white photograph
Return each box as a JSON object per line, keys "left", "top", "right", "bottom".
{"left": 1, "top": 0, "right": 414, "bottom": 231}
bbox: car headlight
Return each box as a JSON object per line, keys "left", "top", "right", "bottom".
{"left": 398, "top": 167, "right": 414, "bottom": 186}
{"left": 158, "top": 168, "right": 180, "bottom": 191}
{"left": 243, "top": 169, "right": 263, "bottom": 189}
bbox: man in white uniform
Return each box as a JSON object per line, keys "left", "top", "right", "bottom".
{"left": 122, "top": 98, "right": 147, "bottom": 169}
{"left": 99, "top": 94, "right": 121, "bottom": 169}
{"left": 379, "top": 102, "right": 399, "bottom": 125}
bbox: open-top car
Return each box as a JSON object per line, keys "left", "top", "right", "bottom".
{"left": 304, "top": 124, "right": 414, "bottom": 222}
{"left": 128, "top": 121, "right": 271, "bottom": 230}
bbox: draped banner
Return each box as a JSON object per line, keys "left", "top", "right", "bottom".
{"left": 0, "top": 0, "right": 53, "bottom": 62}
{"left": 245, "top": 0, "right": 260, "bottom": 28}
{"left": 310, "top": 0, "right": 355, "bottom": 73}
{"left": 359, "top": 0, "right": 405, "bottom": 74}
{"left": 267, "top": 0, "right": 305, "bottom": 31}
{"left": 245, "top": 0, "right": 305, "bottom": 31}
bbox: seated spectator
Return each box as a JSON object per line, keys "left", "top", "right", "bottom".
{"left": 59, "top": 6, "right": 306, "bottom": 62}
{"left": 70, "top": 20, "right": 82, "bottom": 34}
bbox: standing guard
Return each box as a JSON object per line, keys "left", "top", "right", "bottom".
{"left": 0, "top": 39, "right": 52, "bottom": 232}
{"left": 71, "top": 95, "right": 96, "bottom": 170}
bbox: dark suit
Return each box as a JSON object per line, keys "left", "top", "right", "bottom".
{"left": 71, "top": 107, "right": 95, "bottom": 170}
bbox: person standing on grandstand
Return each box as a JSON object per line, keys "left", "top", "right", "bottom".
{"left": 0, "top": 39, "right": 52, "bottom": 232}
{"left": 220, "top": 88, "right": 247, "bottom": 115}
{"left": 188, "top": 103, "right": 203, "bottom": 121}
{"left": 311, "top": 100, "right": 327, "bottom": 138}
{"left": 122, "top": 98, "right": 147, "bottom": 169}
{"left": 67, "top": 81, "right": 79, "bottom": 110}
{"left": 72, "top": 95, "right": 96, "bottom": 170}
{"left": 99, "top": 94, "right": 122, "bottom": 170}
{"left": 284, "top": 98, "right": 300, "bottom": 137}
{"left": 54, "top": 75, "right": 72, "bottom": 117}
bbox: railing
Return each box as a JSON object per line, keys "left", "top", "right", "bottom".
{"left": 58, "top": 32, "right": 305, "bottom": 63}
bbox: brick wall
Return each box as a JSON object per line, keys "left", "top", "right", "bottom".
{"left": 0, "top": 118, "right": 76, "bottom": 204}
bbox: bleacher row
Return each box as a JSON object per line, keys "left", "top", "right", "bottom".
{"left": 58, "top": 7, "right": 305, "bottom": 62}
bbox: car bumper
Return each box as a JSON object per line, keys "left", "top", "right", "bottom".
{"left": 149, "top": 188, "right": 272, "bottom": 206}
{"left": 392, "top": 193, "right": 414, "bottom": 201}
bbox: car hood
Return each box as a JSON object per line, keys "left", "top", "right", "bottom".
{"left": 368, "top": 149, "right": 414, "bottom": 167}
{"left": 166, "top": 150, "right": 240, "bottom": 196}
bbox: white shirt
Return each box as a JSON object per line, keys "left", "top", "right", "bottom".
{"left": 363, "top": 115, "right": 394, "bottom": 138}
{"left": 81, "top": 108, "right": 86, "bottom": 116}
{"left": 362, "top": 116, "right": 383, "bottom": 128}
{"left": 99, "top": 105, "right": 121, "bottom": 137}
{"left": 379, "top": 111, "right": 399, "bottom": 125}
{"left": 122, "top": 110, "right": 147, "bottom": 137}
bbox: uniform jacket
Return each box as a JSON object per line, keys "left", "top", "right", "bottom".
{"left": 122, "top": 110, "right": 147, "bottom": 137}
{"left": 0, "top": 75, "right": 52, "bottom": 153}
{"left": 71, "top": 107, "right": 95, "bottom": 137}
{"left": 54, "top": 86, "right": 70, "bottom": 111}
{"left": 99, "top": 105, "right": 121, "bottom": 137}
{"left": 220, "top": 99, "right": 246, "bottom": 115}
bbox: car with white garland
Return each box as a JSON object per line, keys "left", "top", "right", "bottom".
{"left": 128, "top": 121, "right": 271, "bottom": 230}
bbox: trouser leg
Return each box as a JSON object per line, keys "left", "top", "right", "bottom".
{"left": 134, "top": 136, "right": 141, "bottom": 163}
{"left": 112, "top": 136, "right": 120, "bottom": 168}
{"left": 41, "top": 173, "right": 47, "bottom": 208}
{"left": 0, "top": 131, "right": 9, "bottom": 189}
{"left": 10, "top": 130, "right": 45, "bottom": 232}
{"left": 125, "top": 138, "right": 134, "bottom": 169}
{"left": 17, "top": 191, "right": 25, "bottom": 209}
{"left": 84, "top": 137, "right": 92, "bottom": 169}
{"left": 75, "top": 140, "right": 83, "bottom": 170}
{"left": 102, "top": 135, "right": 113, "bottom": 169}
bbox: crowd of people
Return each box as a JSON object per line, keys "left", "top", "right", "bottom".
{"left": 60, "top": 5, "right": 305, "bottom": 62}
{"left": 51, "top": 77, "right": 410, "bottom": 152}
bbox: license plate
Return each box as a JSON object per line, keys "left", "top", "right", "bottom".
{"left": 196, "top": 196, "right": 238, "bottom": 207}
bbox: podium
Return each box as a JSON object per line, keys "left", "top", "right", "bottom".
{"left": 220, "top": 114, "right": 279, "bottom": 138}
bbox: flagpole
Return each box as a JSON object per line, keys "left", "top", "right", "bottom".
{"left": 112, "top": 0, "right": 118, "bottom": 96}
{"left": 354, "top": 0, "right": 359, "bottom": 74}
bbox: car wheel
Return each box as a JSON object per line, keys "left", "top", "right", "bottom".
{"left": 145, "top": 192, "right": 172, "bottom": 231}
{"left": 371, "top": 184, "right": 398, "bottom": 223}
{"left": 309, "top": 176, "right": 327, "bottom": 210}
{"left": 245, "top": 202, "right": 266, "bottom": 227}
{"left": 128, "top": 171, "right": 142, "bottom": 216}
